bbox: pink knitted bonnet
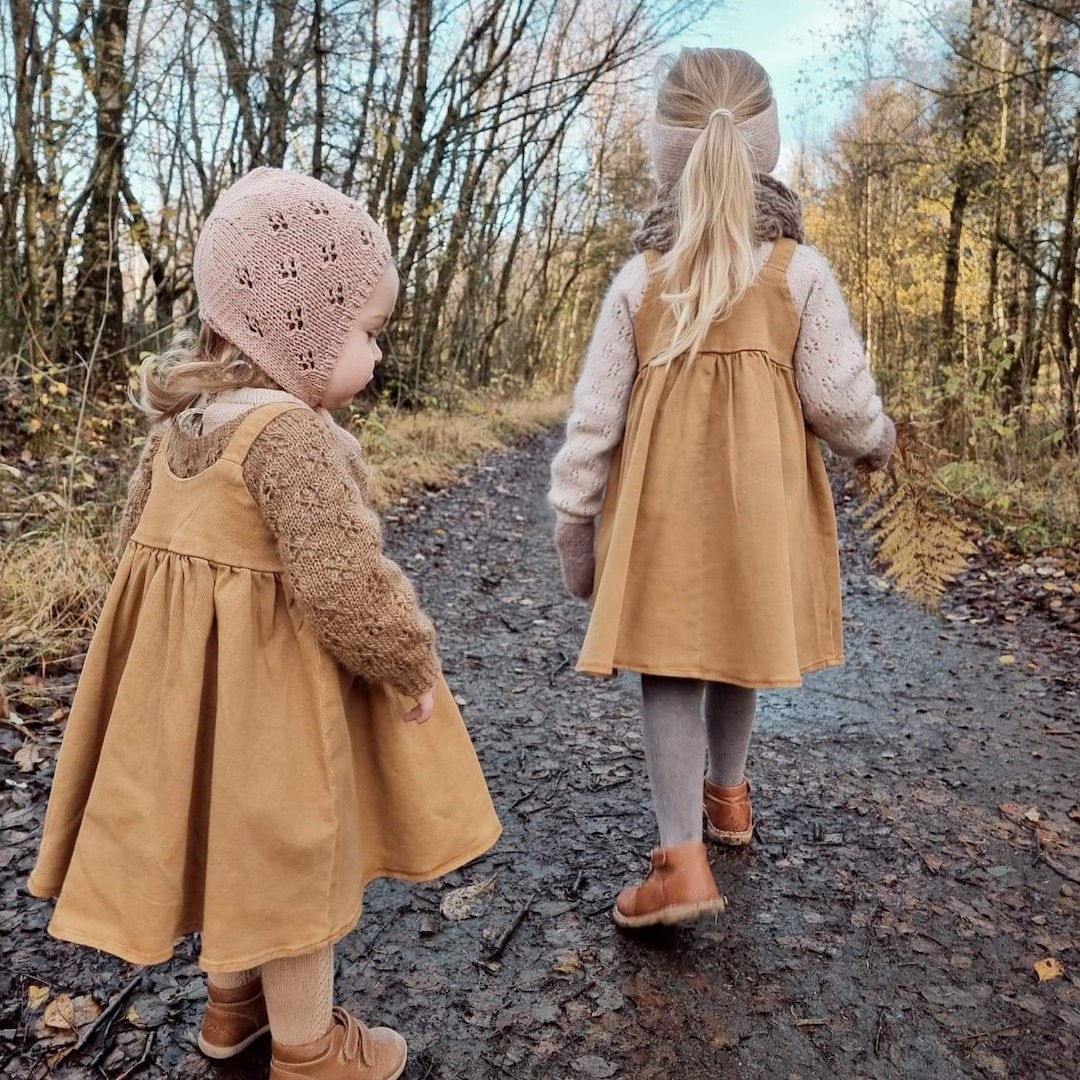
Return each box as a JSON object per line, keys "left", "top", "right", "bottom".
{"left": 194, "top": 167, "right": 391, "bottom": 406}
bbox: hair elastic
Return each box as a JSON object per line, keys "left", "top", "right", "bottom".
{"left": 709, "top": 107, "right": 735, "bottom": 122}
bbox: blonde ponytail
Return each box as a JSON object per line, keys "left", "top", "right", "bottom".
{"left": 651, "top": 49, "right": 774, "bottom": 368}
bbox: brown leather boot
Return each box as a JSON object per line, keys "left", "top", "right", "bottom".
{"left": 269, "top": 1007, "right": 407, "bottom": 1080}
{"left": 613, "top": 841, "right": 726, "bottom": 929}
{"left": 197, "top": 977, "right": 270, "bottom": 1059}
{"left": 704, "top": 778, "right": 753, "bottom": 846}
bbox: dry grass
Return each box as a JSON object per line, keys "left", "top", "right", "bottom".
{"left": 1, "top": 389, "right": 569, "bottom": 684}
{"left": 357, "top": 391, "right": 570, "bottom": 510}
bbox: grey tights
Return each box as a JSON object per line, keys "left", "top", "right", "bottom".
{"left": 640, "top": 674, "right": 757, "bottom": 848}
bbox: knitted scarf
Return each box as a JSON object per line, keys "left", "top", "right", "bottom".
{"left": 631, "top": 173, "right": 805, "bottom": 256}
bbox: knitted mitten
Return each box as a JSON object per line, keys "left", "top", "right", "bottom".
{"left": 554, "top": 520, "right": 596, "bottom": 600}
{"left": 857, "top": 416, "right": 896, "bottom": 472}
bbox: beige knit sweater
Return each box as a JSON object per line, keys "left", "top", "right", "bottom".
{"left": 549, "top": 243, "right": 893, "bottom": 523}
{"left": 117, "top": 406, "right": 439, "bottom": 698}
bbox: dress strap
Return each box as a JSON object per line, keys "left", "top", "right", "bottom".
{"left": 642, "top": 249, "right": 662, "bottom": 273}
{"left": 219, "top": 403, "right": 308, "bottom": 466}
{"left": 765, "top": 237, "right": 798, "bottom": 276}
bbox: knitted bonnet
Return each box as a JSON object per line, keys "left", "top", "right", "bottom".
{"left": 194, "top": 167, "right": 391, "bottom": 406}
{"left": 650, "top": 99, "right": 781, "bottom": 186}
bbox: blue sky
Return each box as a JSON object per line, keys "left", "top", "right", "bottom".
{"left": 676, "top": 0, "right": 898, "bottom": 173}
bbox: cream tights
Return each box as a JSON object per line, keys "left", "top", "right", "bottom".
{"left": 208, "top": 944, "right": 335, "bottom": 1047}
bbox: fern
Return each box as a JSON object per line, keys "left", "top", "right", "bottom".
{"left": 856, "top": 426, "right": 979, "bottom": 610}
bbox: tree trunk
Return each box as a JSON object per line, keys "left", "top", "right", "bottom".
{"left": 265, "top": 0, "right": 299, "bottom": 168}
{"left": 70, "top": 0, "right": 132, "bottom": 384}
{"left": 9, "top": 0, "right": 45, "bottom": 359}
{"left": 311, "top": 0, "right": 326, "bottom": 179}
{"left": 1058, "top": 111, "right": 1080, "bottom": 450}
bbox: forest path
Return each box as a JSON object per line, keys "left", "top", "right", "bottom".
{"left": 3, "top": 429, "right": 1078, "bottom": 1080}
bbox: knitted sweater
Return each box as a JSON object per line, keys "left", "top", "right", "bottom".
{"left": 117, "top": 407, "right": 440, "bottom": 698}
{"left": 549, "top": 243, "right": 892, "bottom": 523}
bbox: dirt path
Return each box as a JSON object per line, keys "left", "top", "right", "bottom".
{"left": 3, "top": 429, "right": 1078, "bottom": 1080}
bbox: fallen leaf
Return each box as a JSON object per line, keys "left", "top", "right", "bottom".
{"left": 571, "top": 1056, "right": 618, "bottom": 1078}
{"left": 551, "top": 951, "right": 583, "bottom": 975}
{"left": 125, "top": 996, "right": 169, "bottom": 1029}
{"left": 1023, "top": 807, "right": 1042, "bottom": 824}
{"left": 35, "top": 995, "right": 101, "bottom": 1051}
{"left": 14, "top": 743, "right": 44, "bottom": 773}
{"left": 590, "top": 985, "right": 624, "bottom": 1017}
{"left": 1034, "top": 957, "right": 1064, "bottom": 983}
{"left": 440, "top": 873, "right": 498, "bottom": 920}
{"left": 999, "top": 654, "right": 1016, "bottom": 665}
{"left": 27, "top": 985, "right": 49, "bottom": 1010}
{"left": 42, "top": 995, "right": 76, "bottom": 1032}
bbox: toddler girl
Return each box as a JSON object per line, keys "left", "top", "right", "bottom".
{"left": 30, "top": 168, "right": 501, "bottom": 1079}
{"left": 549, "top": 49, "right": 894, "bottom": 929}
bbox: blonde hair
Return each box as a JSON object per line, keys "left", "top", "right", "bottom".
{"left": 138, "top": 324, "right": 281, "bottom": 421}
{"left": 652, "top": 48, "right": 774, "bottom": 367}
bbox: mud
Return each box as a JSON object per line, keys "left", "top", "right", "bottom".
{"left": 2, "top": 429, "right": 1078, "bottom": 1079}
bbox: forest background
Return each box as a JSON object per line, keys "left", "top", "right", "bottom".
{"left": 1, "top": 0, "right": 1078, "bottom": 679}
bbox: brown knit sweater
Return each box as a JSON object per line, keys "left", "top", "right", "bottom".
{"left": 117, "top": 409, "right": 440, "bottom": 698}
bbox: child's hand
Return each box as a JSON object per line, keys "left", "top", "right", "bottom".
{"left": 405, "top": 687, "right": 436, "bottom": 724}
{"left": 855, "top": 417, "right": 897, "bottom": 472}
{"left": 554, "top": 519, "right": 596, "bottom": 600}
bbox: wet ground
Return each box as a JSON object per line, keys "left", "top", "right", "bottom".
{"left": 2, "top": 429, "right": 1078, "bottom": 1079}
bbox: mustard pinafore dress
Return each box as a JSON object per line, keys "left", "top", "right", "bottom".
{"left": 578, "top": 239, "right": 844, "bottom": 689}
{"left": 29, "top": 405, "right": 501, "bottom": 972}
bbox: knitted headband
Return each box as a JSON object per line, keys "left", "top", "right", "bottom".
{"left": 650, "top": 99, "right": 781, "bottom": 185}
{"left": 194, "top": 167, "right": 392, "bottom": 406}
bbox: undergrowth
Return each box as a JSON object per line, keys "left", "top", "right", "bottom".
{"left": 0, "top": 388, "right": 570, "bottom": 684}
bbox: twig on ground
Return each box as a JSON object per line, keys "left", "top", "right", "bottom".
{"left": 87, "top": 1010, "right": 122, "bottom": 1071}
{"left": 510, "top": 783, "right": 541, "bottom": 811}
{"left": 914, "top": 929, "right": 951, "bottom": 949}
{"left": 1040, "top": 852, "right": 1080, "bottom": 884}
{"left": 595, "top": 776, "right": 634, "bottom": 792}
{"left": 113, "top": 1030, "right": 154, "bottom": 1080}
{"left": 51, "top": 972, "right": 142, "bottom": 1065}
{"left": 955, "top": 1024, "right": 1022, "bottom": 1044}
{"left": 548, "top": 653, "right": 571, "bottom": 686}
{"left": 485, "top": 893, "right": 535, "bottom": 961}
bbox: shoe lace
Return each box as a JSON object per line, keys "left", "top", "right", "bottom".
{"left": 334, "top": 1007, "right": 374, "bottom": 1067}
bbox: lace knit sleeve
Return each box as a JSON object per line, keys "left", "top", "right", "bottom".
{"left": 788, "top": 245, "right": 892, "bottom": 461}
{"left": 115, "top": 429, "right": 164, "bottom": 562}
{"left": 548, "top": 255, "right": 650, "bottom": 522}
{"left": 243, "top": 409, "right": 440, "bottom": 698}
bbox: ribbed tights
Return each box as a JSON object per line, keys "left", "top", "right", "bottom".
{"left": 208, "top": 945, "right": 335, "bottom": 1047}
{"left": 640, "top": 674, "right": 757, "bottom": 848}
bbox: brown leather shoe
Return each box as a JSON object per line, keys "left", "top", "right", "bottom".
{"left": 704, "top": 778, "right": 753, "bottom": 846}
{"left": 613, "top": 841, "right": 726, "bottom": 929}
{"left": 270, "top": 1007, "right": 407, "bottom": 1080}
{"left": 198, "top": 977, "right": 270, "bottom": 1059}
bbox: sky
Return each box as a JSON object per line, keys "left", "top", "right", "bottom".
{"left": 675, "top": 0, "right": 902, "bottom": 175}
